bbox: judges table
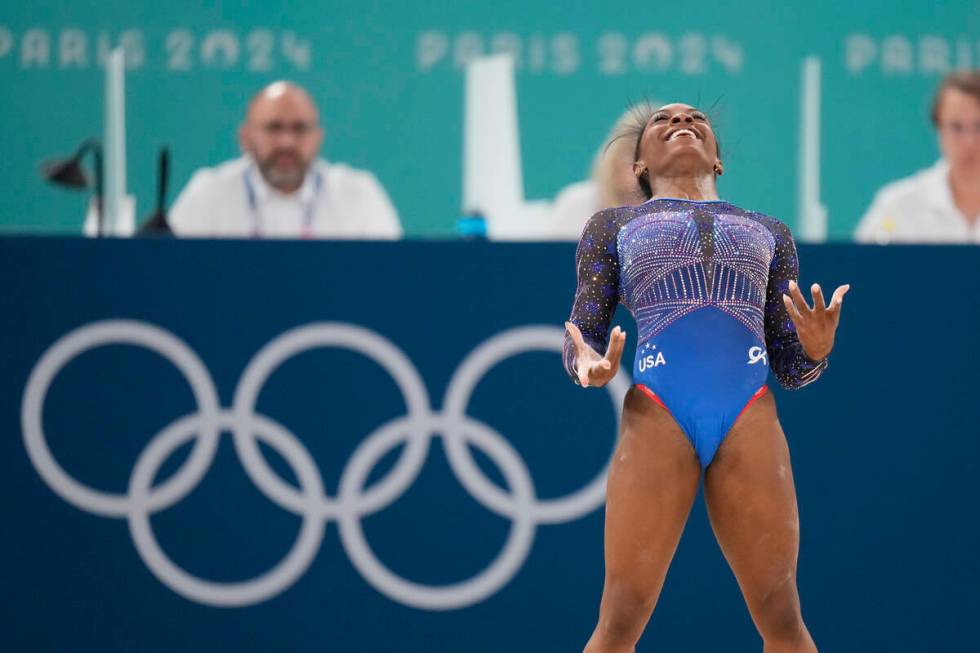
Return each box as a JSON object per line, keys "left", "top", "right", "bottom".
{"left": 1, "top": 237, "right": 975, "bottom": 652}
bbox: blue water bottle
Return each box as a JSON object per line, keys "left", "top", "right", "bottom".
{"left": 456, "top": 210, "right": 487, "bottom": 240}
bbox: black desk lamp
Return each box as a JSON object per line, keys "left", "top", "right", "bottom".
{"left": 40, "top": 139, "right": 104, "bottom": 236}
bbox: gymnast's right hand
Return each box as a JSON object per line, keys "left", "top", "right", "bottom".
{"left": 564, "top": 322, "right": 626, "bottom": 388}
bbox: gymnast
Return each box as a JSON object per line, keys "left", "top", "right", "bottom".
{"left": 564, "top": 103, "right": 849, "bottom": 653}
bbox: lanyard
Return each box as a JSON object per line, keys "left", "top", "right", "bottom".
{"left": 243, "top": 166, "right": 323, "bottom": 239}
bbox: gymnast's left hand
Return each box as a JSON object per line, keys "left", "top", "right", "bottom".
{"left": 783, "top": 280, "right": 850, "bottom": 361}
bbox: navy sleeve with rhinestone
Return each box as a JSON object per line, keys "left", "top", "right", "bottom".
{"left": 760, "top": 218, "right": 828, "bottom": 389}
{"left": 562, "top": 209, "right": 625, "bottom": 382}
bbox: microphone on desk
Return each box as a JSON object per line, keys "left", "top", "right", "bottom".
{"left": 137, "top": 146, "right": 173, "bottom": 237}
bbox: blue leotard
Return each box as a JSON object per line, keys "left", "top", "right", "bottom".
{"left": 563, "top": 198, "right": 827, "bottom": 468}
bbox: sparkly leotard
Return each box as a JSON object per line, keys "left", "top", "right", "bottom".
{"left": 563, "top": 198, "right": 827, "bottom": 467}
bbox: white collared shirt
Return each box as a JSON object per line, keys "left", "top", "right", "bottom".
{"left": 855, "top": 159, "right": 980, "bottom": 244}
{"left": 168, "top": 156, "right": 401, "bottom": 239}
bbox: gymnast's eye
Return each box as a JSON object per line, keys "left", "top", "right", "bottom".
{"left": 652, "top": 113, "right": 668, "bottom": 122}
{"left": 692, "top": 111, "right": 707, "bottom": 121}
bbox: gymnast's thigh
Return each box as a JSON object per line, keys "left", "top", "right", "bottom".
{"left": 702, "top": 392, "right": 803, "bottom": 612}
{"left": 602, "top": 387, "right": 702, "bottom": 593}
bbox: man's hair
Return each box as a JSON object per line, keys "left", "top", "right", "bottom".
{"left": 931, "top": 70, "right": 980, "bottom": 126}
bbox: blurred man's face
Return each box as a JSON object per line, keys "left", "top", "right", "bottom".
{"left": 937, "top": 87, "right": 980, "bottom": 172}
{"left": 239, "top": 85, "right": 324, "bottom": 193}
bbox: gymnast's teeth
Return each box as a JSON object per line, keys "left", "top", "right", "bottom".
{"left": 669, "top": 129, "right": 696, "bottom": 141}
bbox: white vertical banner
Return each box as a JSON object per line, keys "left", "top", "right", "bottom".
{"left": 103, "top": 48, "right": 133, "bottom": 236}
{"left": 797, "top": 56, "right": 827, "bottom": 243}
{"left": 463, "top": 54, "right": 526, "bottom": 237}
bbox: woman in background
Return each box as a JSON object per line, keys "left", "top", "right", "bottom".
{"left": 856, "top": 70, "right": 980, "bottom": 243}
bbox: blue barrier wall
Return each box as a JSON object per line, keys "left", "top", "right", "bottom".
{"left": 1, "top": 238, "right": 977, "bottom": 651}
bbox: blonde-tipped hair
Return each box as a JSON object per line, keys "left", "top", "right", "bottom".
{"left": 591, "top": 103, "right": 658, "bottom": 209}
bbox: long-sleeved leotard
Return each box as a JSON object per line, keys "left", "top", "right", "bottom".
{"left": 563, "top": 198, "right": 827, "bottom": 467}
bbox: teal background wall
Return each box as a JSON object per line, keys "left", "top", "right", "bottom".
{"left": 1, "top": 1, "right": 979, "bottom": 237}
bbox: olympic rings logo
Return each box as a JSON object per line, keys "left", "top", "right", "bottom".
{"left": 21, "top": 320, "right": 628, "bottom": 610}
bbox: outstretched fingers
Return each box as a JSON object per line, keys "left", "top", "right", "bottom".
{"left": 565, "top": 321, "right": 594, "bottom": 386}
{"left": 604, "top": 326, "right": 627, "bottom": 368}
{"left": 787, "top": 280, "right": 812, "bottom": 314}
{"left": 828, "top": 284, "right": 851, "bottom": 312}
{"left": 565, "top": 321, "right": 587, "bottom": 351}
{"left": 782, "top": 293, "right": 803, "bottom": 322}
{"left": 811, "top": 283, "right": 826, "bottom": 312}
{"left": 566, "top": 322, "right": 628, "bottom": 387}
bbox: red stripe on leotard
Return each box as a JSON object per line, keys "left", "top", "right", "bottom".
{"left": 736, "top": 385, "right": 769, "bottom": 422}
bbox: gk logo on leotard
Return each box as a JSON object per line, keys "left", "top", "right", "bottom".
{"left": 747, "top": 346, "right": 768, "bottom": 365}
{"left": 20, "top": 320, "right": 630, "bottom": 611}
{"left": 638, "top": 343, "right": 666, "bottom": 372}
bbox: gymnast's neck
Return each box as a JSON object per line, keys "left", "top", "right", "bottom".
{"left": 649, "top": 170, "right": 720, "bottom": 202}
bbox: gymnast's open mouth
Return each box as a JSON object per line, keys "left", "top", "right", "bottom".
{"left": 665, "top": 127, "right": 701, "bottom": 141}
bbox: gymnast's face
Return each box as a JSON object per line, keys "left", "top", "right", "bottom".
{"left": 633, "top": 103, "right": 722, "bottom": 188}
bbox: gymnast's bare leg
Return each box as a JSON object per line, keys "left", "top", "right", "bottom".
{"left": 704, "top": 391, "right": 818, "bottom": 652}
{"left": 582, "top": 387, "right": 700, "bottom": 653}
